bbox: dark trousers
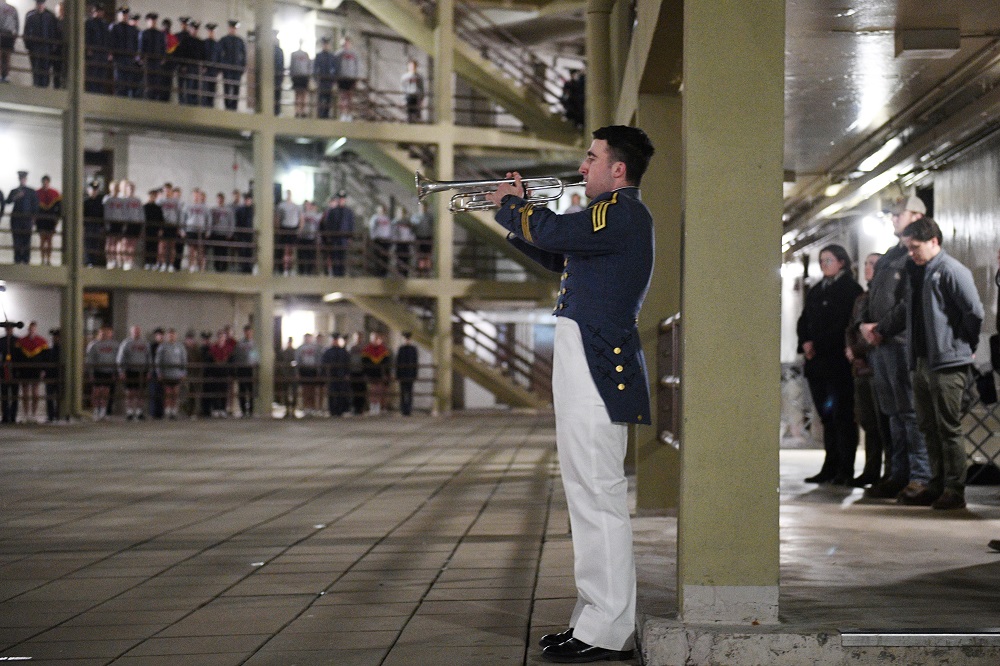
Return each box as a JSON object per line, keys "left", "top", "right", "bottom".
{"left": 806, "top": 364, "right": 858, "bottom": 481}
{"left": 1, "top": 380, "right": 18, "bottom": 423}
{"left": 12, "top": 230, "right": 31, "bottom": 264}
{"left": 211, "top": 235, "right": 230, "bottom": 272}
{"left": 201, "top": 77, "right": 216, "bottom": 107}
{"left": 46, "top": 380, "right": 59, "bottom": 421}
{"left": 854, "top": 371, "right": 890, "bottom": 481}
{"left": 912, "top": 359, "right": 971, "bottom": 496}
{"left": 399, "top": 380, "right": 414, "bottom": 416}
{"left": 350, "top": 374, "right": 366, "bottom": 415}
{"left": 327, "top": 379, "right": 350, "bottom": 416}
{"left": 317, "top": 86, "right": 333, "bottom": 118}
{"left": 29, "top": 53, "right": 51, "bottom": 87}
{"left": 238, "top": 369, "right": 254, "bottom": 416}
{"left": 223, "top": 75, "right": 241, "bottom": 110}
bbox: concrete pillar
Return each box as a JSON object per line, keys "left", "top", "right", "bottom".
{"left": 255, "top": 4, "right": 275, "bottom": 117}
{"left": 678, "top": 0, "right": 785, "bottom": 623}
{"left": 433, "top": 0, "right": 455, "bottom": 126}
{"left": 62, "top": 0, "right": 85, "bottom": 417}
{"left": 608, "top": 0, "right": 631, "bottom": 103}
{"left": 433, "top": 140, "right": 455, "bottom": 415}
{"left": 585, "top": 0, "right": 614, "bottom": 131}
{"left": 635, "top": 92, "right": 682, "bottom": 512}
{"left": 253, "top": 128, "right": 276, "bottom": 416}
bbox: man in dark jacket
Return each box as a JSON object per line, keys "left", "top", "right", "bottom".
{"left": 24, "top": 0, "right": 58, "bottom": 87}
{"left": 878, "top": 218, "right": 984, "bottom": 510}
{"left": 395, "top": 332, "right": 418, "bottom": 416}
{"left": 322, "top": 333, "right": 351, "bottom": 416}
{"left": 314, "top": 36, "right": 337, "bottom": 118}
{"left": 217, "top": 20, "right": 246, "bottom": 110}
{"left": 7, "top": 170, "right": 39, "bottom": 265}
{"left": 200, "top": 23, "right": 220, "bottom": 107}
{"left": 139, "top": 12, "right": 166, "bottom": 100}
{"left": 108, "top": 6, "right": 139, "bottom": 97}
{"left": 84, "top": 4, "right": 111, "bottom": 93}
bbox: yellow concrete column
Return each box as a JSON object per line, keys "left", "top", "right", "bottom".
{"left": 253, "top": 129, "right": 276, "bottom": 416}
{"left": 255, "top": 3, "right": 275, "bottom": 116}
{"left": 677, "top": 0, "right": 784, "bottom": 623}
{"left": 635, "top": 92, "right": 682, "bottom": 512}
{"left": 585, "top": 0, "right": 615, "bottom": 131}
{"left": 62, "top": 0, "right": 85, "bottom": 417}
{"left": 433, "top": 0, "right": 455, "bottom": 126}
{"left": 433, "top": 138, "right": 455, "bottom": 414}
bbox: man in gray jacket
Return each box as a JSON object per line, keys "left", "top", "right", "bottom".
{"left": 859, "top": 195, "right": 931, "bottom": 501}
{"left": 878, "top": 218, "right": 984, "bottom": 510}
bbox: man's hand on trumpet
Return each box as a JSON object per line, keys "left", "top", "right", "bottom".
{"left": 484, "top": 172, "right": 526, "bottom": 208}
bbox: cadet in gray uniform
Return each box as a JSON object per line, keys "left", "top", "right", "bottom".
{"left": 154, "top": 327, "right": 187, "bottom": 419}
{"left": 486, "top": 125, "right": 655, "bottom": 664}
{"left": 116, "top": 324, "right": 151, "bottom": 420}
{"left": 85, "top": 324, "right": 117, "bottom": 419}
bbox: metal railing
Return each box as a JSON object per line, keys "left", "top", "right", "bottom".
{"left": 658, "top": 314, "right": 680, "bottom": 447}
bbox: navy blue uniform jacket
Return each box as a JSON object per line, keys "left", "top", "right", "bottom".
{"left": 495, "top": 187, "right": 654, "bottom": 424}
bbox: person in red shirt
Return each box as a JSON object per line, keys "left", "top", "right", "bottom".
{"left": 36, "top": 175, "right": 61, "bottom": 266}
{"left": 361, "top": 331, "right": 392, "bottom": 415}
{"left": 16, "top": 321, "right": 49, "bottom": 422}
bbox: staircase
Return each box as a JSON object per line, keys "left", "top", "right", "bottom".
{"left": 352, "top": 0, "right": 579, "bottom": 143}
{"left": 348, "top": 294, "right": 552, "bottom": 409}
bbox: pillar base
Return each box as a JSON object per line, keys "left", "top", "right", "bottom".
{"left": 681, "top": 585, "right": 778, "bottom": 624}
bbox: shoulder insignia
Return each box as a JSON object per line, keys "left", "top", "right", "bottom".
{"left": 591, "top": 192, "right": 618, "bottom": 233}
{"left": 520, "top": 203, "right": 534, "bottom": 242}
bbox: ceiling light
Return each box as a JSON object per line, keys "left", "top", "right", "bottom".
{"left": 858, "top": 136, "right": 902, "bottom": 172}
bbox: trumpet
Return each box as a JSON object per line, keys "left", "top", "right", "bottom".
{"left": 415, "top": 172, "right": 584, "bottom": 212}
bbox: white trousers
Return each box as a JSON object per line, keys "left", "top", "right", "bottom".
{"left": 553, "top": 317, "right": 636, "bottom": 650}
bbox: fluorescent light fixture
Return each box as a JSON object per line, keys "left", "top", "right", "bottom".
{"left": 323, "top": 292, "right": 345, "bottom": 302}
{"left": 330, "top": 137, "right": 347, "bottom": 151}
{"left": 824, "top": 182, "right": 846, "bottom": 197}
{"left": 858, "top": 137, "right": 902, "bottom": 172}
{"left": 780, "top": 262, "right": 805, "bottom": 279}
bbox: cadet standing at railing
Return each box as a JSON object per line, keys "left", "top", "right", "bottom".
{"left": 35, "top": 174, "right": 60, "bottom": 266}
{"left": 117, "top": 325, "right": 151, "bottom": 420}
{"left": 201, "top": 22, "right": 219, "bottom": 107}
{"left": 232, "top": 325, "right": 258, "bottom": 417}
{"left": 44, "top": 328, "right": 60, "bottom": 421}
{"left": 0, "top": 0, "right": 17, "bottom": 84}
{"left": 7, "top": 170, "right": 39, "bottom": 265}
{"left": 158, "top": 185, "right": 182, "bottom": 271}
{"left": 24, "top": 0, "right": 58, "bottom": 88}
{"left": 86, "top": 324, "right": 117, "bottom": 420}
{"left": 83, "top": 181, "right": 105, "bottom": 267}
{"left": 154, "top": 328, "right": 187, "bottom": 419}
{"left": 139, "top": 12, "right": 166, "bottom": 101}
{"left": 217, "top": 20, "right": 245, "bottom": 110}
{"left": 334, "top": 36, "right": 359, "bottom": 121}
{"left": 209, "top": 191, "right": 235, "bottom": 271}
{"left": 273, "top": 30, "right": 283, "bottom": 115}
{"left": 142, "top": 188, "right": 164, "bottom": 270}
{"left": 233, "top": 190, "right": 254, "bottom": 273}
{"left": 84, "top": 4, "right": 110, "bottom": 93}
{"left": 108, "top": 7, "right": 138, "bottom": 97}
{"left": 314, "top": 36, "right": 337, "bottom": 119}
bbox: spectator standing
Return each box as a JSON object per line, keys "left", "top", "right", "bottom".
{"left": 860, "top": 195, "right": 933, "bottom": 500}
{"left": 16, "top": 321, "right": 49, "bottom": 423}
{"left": 232, "top": 325, "right": 259, "bottom": 417}
{"left": 52, "top": 1, "right": 65, "bottom": 88}
{"left": 400, "top": 59, "right": 424, "bottom": 123}
{"left": 392, "top": 205, "right": 414, "bottom": 276}
{"left": 368, "top": 204, "right": 392, "bottom": 276}
{"left": 117, "top": 324, "right": 151, "bottom": 420}
{"left": 412, "top": 201, "right": 433, "bottom": 277}
{"left": 298, "top": 200, "right": 321, "bottom": 275}
{"left": 35, "top": 174, "right": 61, "bottom": 266}
{"left": 797, "top": 244, "right": 863, "bottom": 485}
{"left": 289, "top": 40, "right": 311, "bottom": 117}
{"left": 139, "top": 13, "right": 165, "bottom": 100}
{"left": 560, "top": 68, "right": 585, "bottom": 128}
{"left": 201, "top": 23, "right": 220, "bottom": 107}
{"left": 1, "top": 323, "right": 21, "bottom": 423}
{"left": 157, "top": 186, "right": 182, "bottom": 271}
{"left": 103, "top": 179, "right": 124, "bottom": 268}
{"left": 276, "top": 189, "right": 301, "bottom": 275}
{"left": 314, "top": 36, "right": 337, "bottom": 118}
{"left": 83, "top": 4, "right": 110, "bottom": 93}
{"left": 206, "top": 329, "right": 233, "bottom": 417}
{"left": 295, "top": 333, "right": 322, "bottom": 415}
{"left": 182, "top": 330, "right": 202, "bottom": 417}
{"left": 396, "top": 332, "right": 418, "bottom": 416}
{"left": 154, "top": 328, "right": 187, "bottom": 419}
{"left": 883, "top": 219, "right": 985, "bottom": 510}
{"left": 44, "top": 328, "right": 60, "bottom": 421}
{"left": 24, "top": 0, "right": 58, "bottom": 88}
{"left": 348, "top": 331, "right": 366, "bottom": 415}
{"left": 120, "top": 180, "right": 144, "bottom": 269}
{"left": 233, "top": 191, "right": 254, "bottom": 273}
{"left": 218, "top": 20, "right": 246, "bottom": 110}
{"left": 334, "top": 36, "right": 359, "bottom": 120}
{"left": 147, "top": 327, "right": 165, "bottom": 418}
{"left": 108, "top": 7, "right": 139, "bottom": 97}
{"left": 564, "top": 192, "right": 584, "bottom": 214}
{"left": 0, "top": 0, "right": 17, "bottom": 83}
{"left": 209, "top": 191, "right": 235, "bottom": 271}
{"left": 175, "top": 19, "right": 203, "bottom": 105}
{"left": 277, "top": 336, "right": 297, "bottom": 417}
{"left": 142, "top": 188, "right": 164, "bottom": 270}
{"left": 362, "top": 332, "right": 391, "bottom": 415}
{"left": 326, "top": 191, "right": 354, "bottom": 276}
{"left": 183, "top": 188, "right": 209, "bottom": 271}
{"left": 7, "top": 170, "right": 39, "bottom": 265}
{"left": 845, "top": 253, "right": 891, "bottom": 487}
{"left": 322, "top": 333, "right": 351, "bottom": 416}
{"left": 83, "top": 181, "right": 105, "bottom": 267}
{"left": 85, "top": 324, "right": 117, "bottom": 419}
{"left": 272, "top": 30, "right": 283, "bottom": 115}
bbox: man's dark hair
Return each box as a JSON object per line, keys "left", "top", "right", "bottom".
{"left": 592, "top": 125, "right": 655, "bottom": 186}
{"left": 820, "top": 243, "right": 852, "bottom": 272}
{"left": 899, "top": 217, "right": 943, "bottom": 244}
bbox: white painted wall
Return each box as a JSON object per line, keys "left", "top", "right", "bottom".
{"left": 0, "top": 282, "right": 61, "bottom": 333}
{"left": 0, "top": 110, "right": 64, "bottom": 194}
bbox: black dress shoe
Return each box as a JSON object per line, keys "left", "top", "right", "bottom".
{"left": 804, "top": 473, "right": 833, "bottom": 483}
{"left": 541, "top": 637, "right": 634, "bottom": 663}
{"left": 539, "top": 628, "right": 574, "bottom": 648}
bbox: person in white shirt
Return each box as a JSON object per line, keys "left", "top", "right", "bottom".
{"left": 276, "top": 189, "right": 302, "bottom": 275}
